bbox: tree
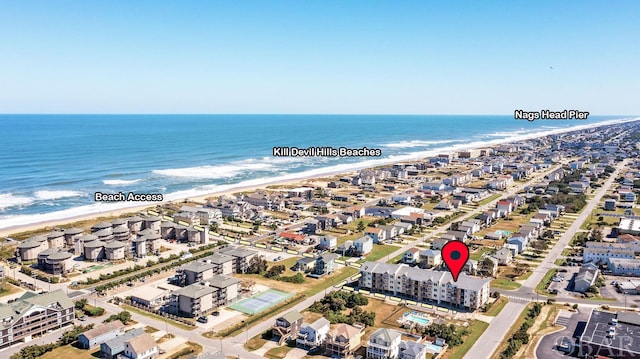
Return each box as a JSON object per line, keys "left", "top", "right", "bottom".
{"left": 356, "top": 221, "right": 365, "bottom": 232}
{"left": 75, "top": 298, "right": 88, "bottom": 310}
{"left": 514, "top": 262, "right": 530, "bottom": 276}
{"left": 589, "top": 227, "right": 604, "bottom": 242}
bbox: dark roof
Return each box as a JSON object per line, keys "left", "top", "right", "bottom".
{"left": 580, "top": 310, "right": 640, "bottom": 355}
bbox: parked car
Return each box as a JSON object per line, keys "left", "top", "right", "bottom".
{"left": 197, "top": 316, "right": 208, "bottom": 323}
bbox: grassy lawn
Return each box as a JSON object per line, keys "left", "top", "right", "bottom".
{"left": 554, "top": 258, "right": 565, "bottom": 266}
{"left": 485, "top": 296, "right": 509, "bottom": 316}
{"left": 361, "top": 244, "right": 399, "bottom": 262}
{"left": 120, "top": 304, "right": 195, "bottom": 331}
{"left": 144, "top": 326, "right": 159, "bottom": 333}
{"left": 469, "top": 247, "right": 493, "bottom": 261}
{"left": 245, "top": 332, "right": 269, "bottom": 351}
{"left": 490, "top": 279, "right": 521, "bottom": 290}
{"left": 167, "top": 341, "right": 203, "bottom": 359}
{"left": 387, "top": 252, "right": 404, "bottom": 264}
{"left": 442, "top": 320, "right": 490, "bottom": 359}
{"left": 535, "top": 269, "right": 558, "bottom": 294}
{"left": 0, "top": 282, "right": 22, "bottom": 297}
{"left": 40, "top": 344, "right": 100, "bottom": 359}
{"left": 478, "top": 194, "right": 502, "bottom": 206}
{"left": 265, "top": 344, "right": 294, "bottom": 359}
{"left": 518, "top": 271, "right": 534, "bottom": 281}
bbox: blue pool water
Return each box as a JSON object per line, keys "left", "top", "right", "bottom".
{"left": 404, "top": 312, "right": 430, "bottom": 325}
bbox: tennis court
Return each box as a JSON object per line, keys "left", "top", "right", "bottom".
{"left": 229, "top": 289, "right": 292, "bottom": 315}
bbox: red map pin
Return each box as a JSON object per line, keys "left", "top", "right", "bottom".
{"left": 442, "top": 240, "right": 470, "bottom": 282}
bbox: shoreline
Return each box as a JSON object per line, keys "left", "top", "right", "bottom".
{"left": 0, "top": 117, "right": 637, "bottom": 237}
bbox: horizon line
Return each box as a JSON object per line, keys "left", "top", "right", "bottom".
{"left": 0, "top": 113, "right": 637, "bottom": 117}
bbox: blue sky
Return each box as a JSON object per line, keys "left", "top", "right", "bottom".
{"left": 0, "top": 1, "right": 638, "bottom": 115}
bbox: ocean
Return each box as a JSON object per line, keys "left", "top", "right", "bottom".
{"left": 0, "top": 114, "right": 629, "bottom": 230}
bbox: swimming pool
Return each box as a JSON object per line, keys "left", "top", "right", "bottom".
{"left": 403, "top": 311, "right": 430, "bottom": 326}
{"left": 424, "top": 343, "right": 444, "bottom": 353}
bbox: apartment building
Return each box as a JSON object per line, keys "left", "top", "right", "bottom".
{"left": 358, "top": 262, "right": 490, "bottom": 310}
{"left": 170, "top": 275, "right": 240, "bottom": 317}
{"left": 0, "top": 290, "right": 75, "bottom": 347}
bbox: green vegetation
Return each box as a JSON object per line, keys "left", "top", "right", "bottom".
{"left": 361, "top": 244, "right": 398, "bottom": 262}
{"left": 478, "top": 194, "right": 502, "bottom": 206}
{"left": 535, "top": 269, "right": 558, "bottom": 294}
{"left": 484, "top": 296, "right": 509, "bottom": 316}
{"left": 75, "top": 300, "right": 105, "bottom": 317}
{"left": 0, "top": 281, "right": 21, "bottom": 297}
{"left": 490, "top": 279, "right": 521, "bottom": 290}
{"left": 120, "top": 304, "right": 196, "bottom": 330}
{"left": 445, "top": 320, "right": 490, "bottom": 359}
{"left": 10, "top": 324, "right": 94, "bottom": 359}
{"left": 20, "top": 266, "right": 60, "bottom": 284}
{"left": 309, "top": 292, "right": 375, "bottom": 326}
{"left": 500, "top": 303, "right": 544, "bottom": 358}
{"left": 74, "top": 242, "right": 224, "bottom": 291}
{"left": 166, "top": 341, "right": 203, "bottom": 359}
{"left": 104, "top": 310, "right": 132, "bottom": 325}
{"left": 263, "top": 264, "right": 305, "bottom": 283}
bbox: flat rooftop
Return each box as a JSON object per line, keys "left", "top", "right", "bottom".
{"left": 580, "top": 310, "right": 640, "bottom": 356}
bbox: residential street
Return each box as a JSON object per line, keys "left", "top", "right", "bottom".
{"left": 463, "top": 159, "right": 627, "bottom": 359}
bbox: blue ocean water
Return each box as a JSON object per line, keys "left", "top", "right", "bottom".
{"left": 0, "top": 114, "right": 626, "bottom": 228}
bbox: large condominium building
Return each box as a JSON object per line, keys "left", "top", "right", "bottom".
{"left": 358, "top": 262, "right": 490, "bottom": 310}
{"left": 0, "top": 290, "right": 75, "bottom": 347}
{"left": 170, "top": 275, "right": 240, "bottom": 317}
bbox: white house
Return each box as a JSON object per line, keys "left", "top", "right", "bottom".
{"left": 318, "top": 235, "right": 338, "bottom": 251}
{"left": 297, "top": 317, "right": 330, "bottom": 349}
{"left": 365, "top": 228, "right": 386, "bottom": 244}
{"left": 354, "top": 236, "right": 373, "bottom": 256}
{"left": 367, "top": 328, "right": 402, "bottom": 359}
{"left": 402, "top": 248, "right": 420, "bottom": 264}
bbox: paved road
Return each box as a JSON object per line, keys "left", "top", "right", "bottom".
{"left": 463, "top": 160, "right": 627, "bottom": 359}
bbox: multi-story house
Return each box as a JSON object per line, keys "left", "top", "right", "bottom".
{"left": 325, "top": 323, "right": 365, "bottom": 358}
{"left": 366, "top": 328, "right": 402, "bottom": 359}
{"left": 314, "top": 253, "right": 339, "bottom": 276}
{"left": 0, "top": 290, "right": 75, "bottom": 348}
{"left": 296, "top": 317, "right": 330, "bottom": 349}
{"left": 358, "top": 262, "right": 490, "bottom": 310}
{"left": 272, "top": 310, "right": 303, "bottom": 345}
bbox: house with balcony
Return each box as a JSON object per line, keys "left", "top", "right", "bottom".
{"left": 366, "top": 328, "right": 402, "bottom": 359}
{"left": 325, "top": 323, "right": 365, "bottom": 358}
{"left": 273, "top": 310, "right": 303, "bottom": 345}
{"left": 314, "top": 253, "right": 339, "bottom": 276}
{"left": 296, "top": 317, "right": 330, "bottom": 349}
{"left": 0, "top": 290, "right": 75, "bottom": 348}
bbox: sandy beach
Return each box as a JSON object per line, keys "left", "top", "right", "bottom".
{"left": 0, "top": 117, "right": 636, "bottom": 239}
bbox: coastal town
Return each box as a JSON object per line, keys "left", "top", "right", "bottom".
{"left": 2, "top": 120, "right": 640, "bottom": 359}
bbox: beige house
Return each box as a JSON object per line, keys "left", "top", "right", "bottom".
{"left": 325, "top": 323, "right": 365, "bottom": 358}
